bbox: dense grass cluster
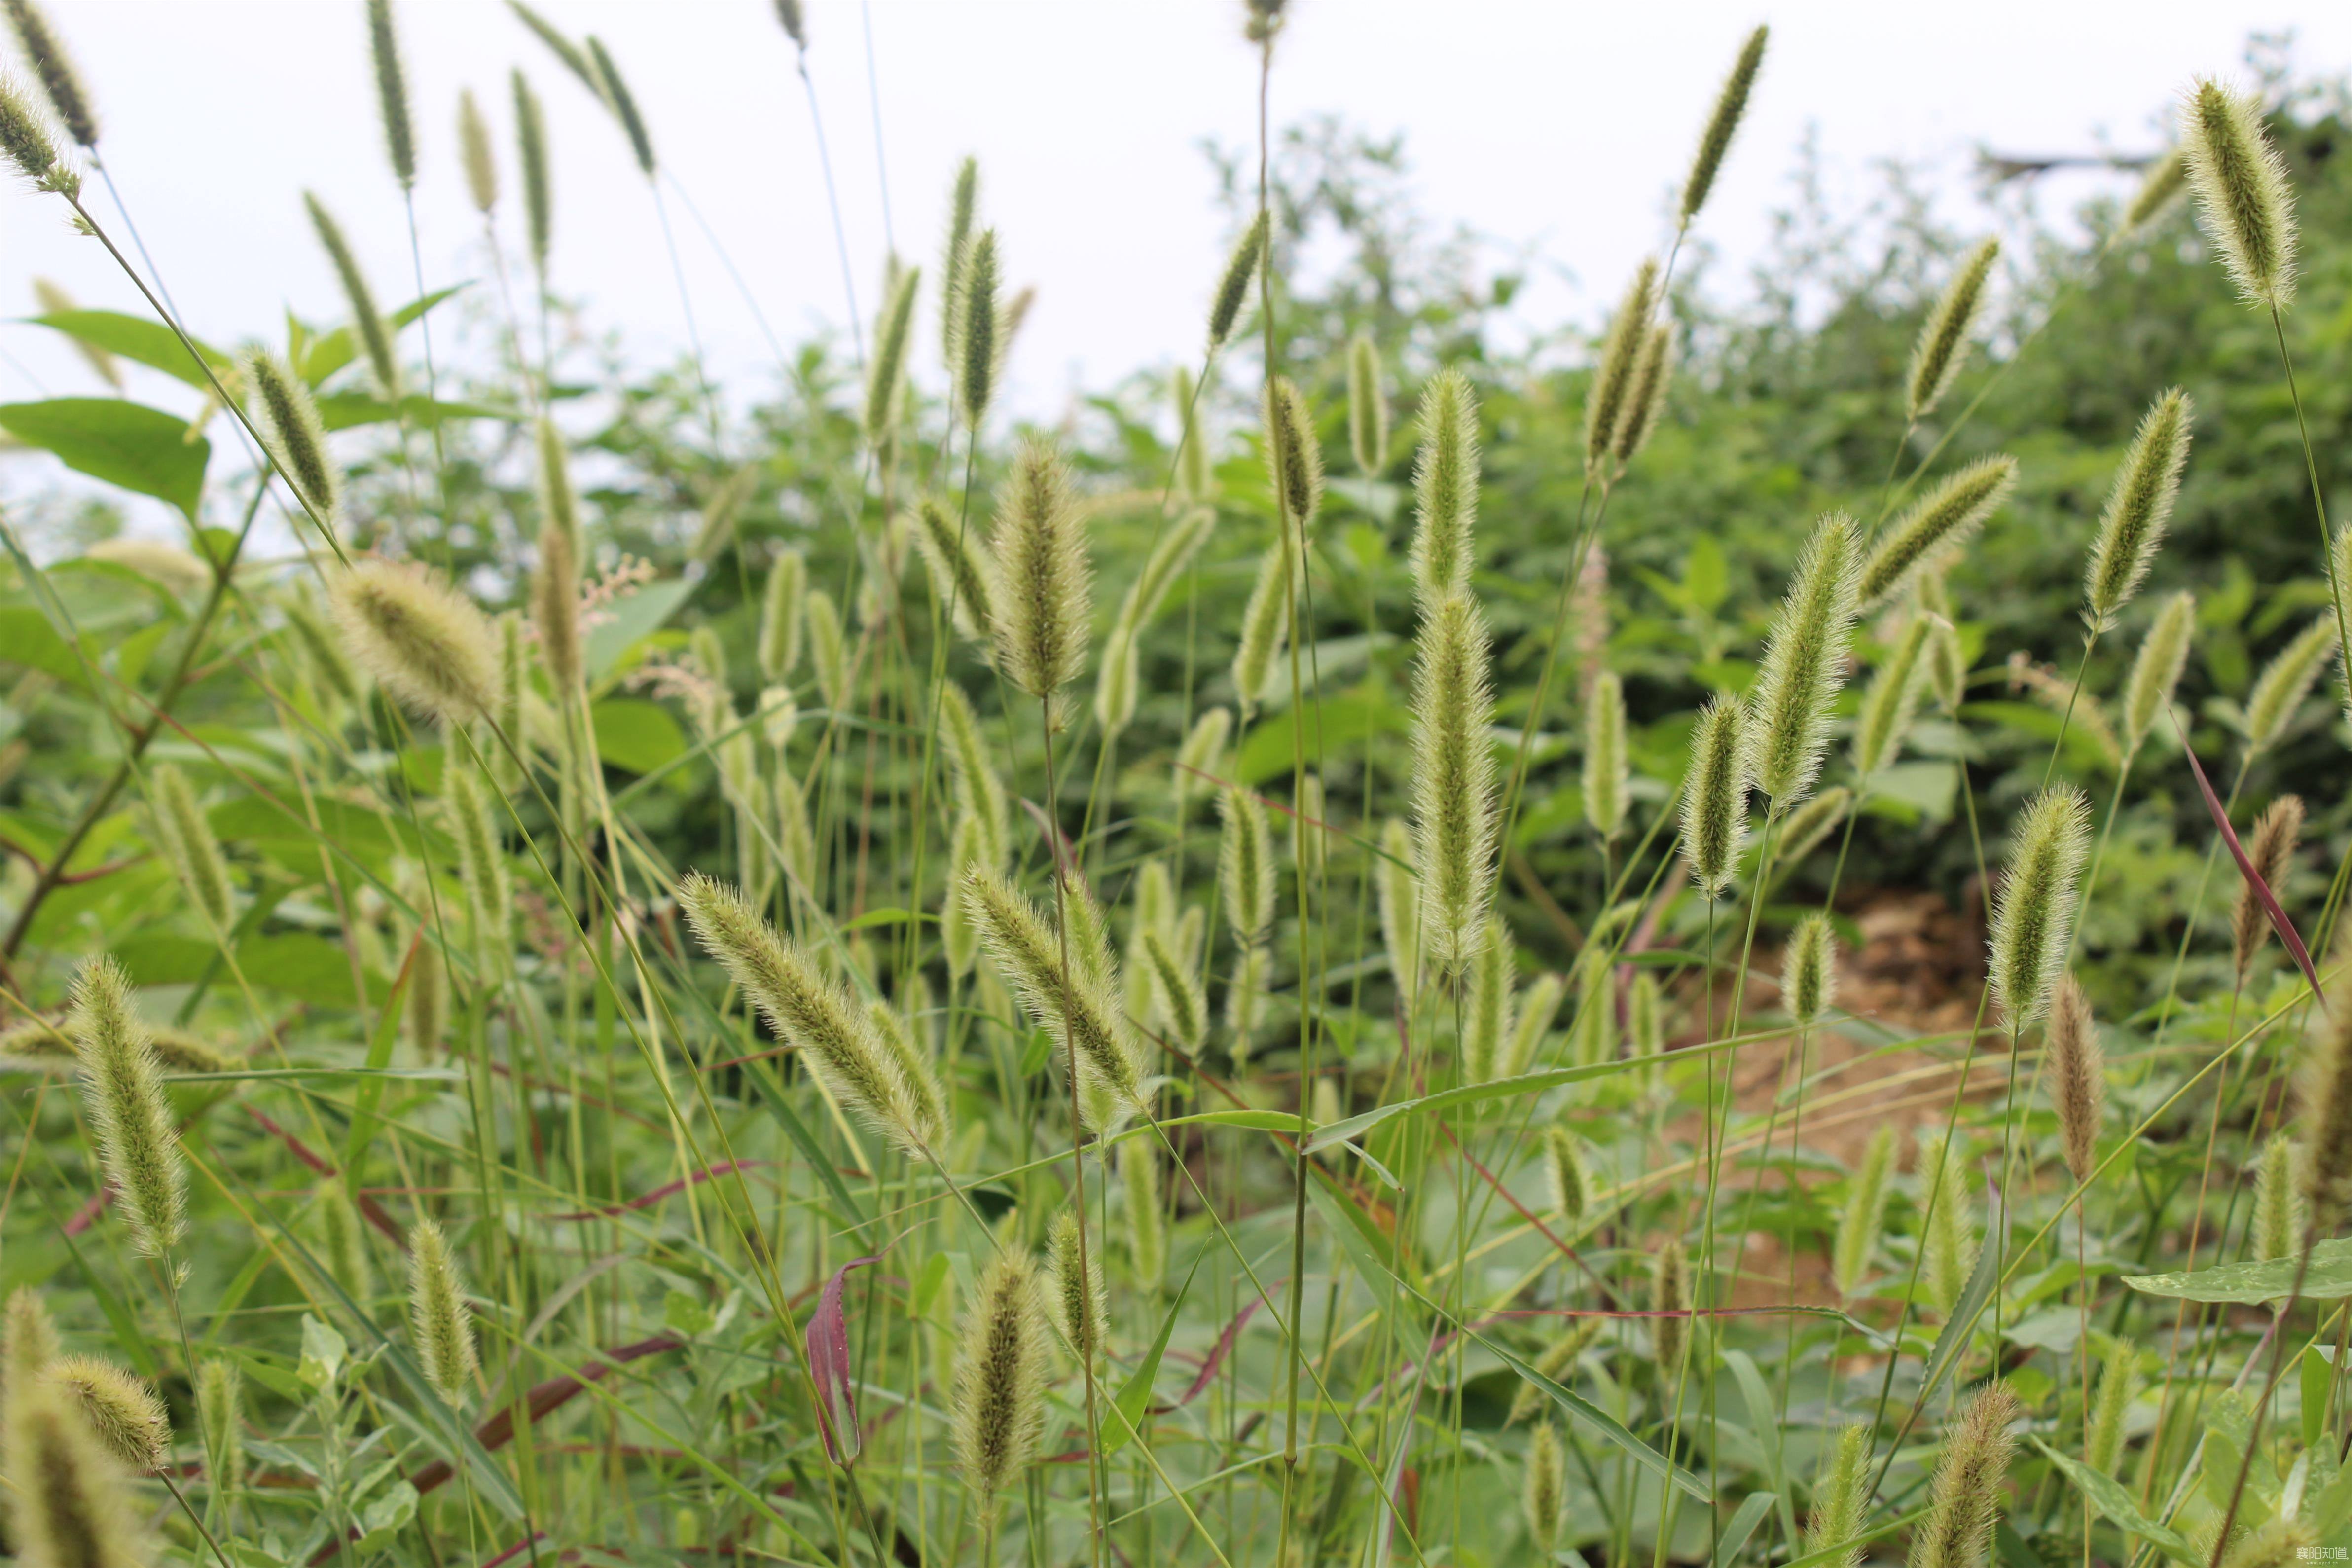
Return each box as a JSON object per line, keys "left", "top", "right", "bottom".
{"left": 3, "top": 3, "right": 2352, "bottom": 1566}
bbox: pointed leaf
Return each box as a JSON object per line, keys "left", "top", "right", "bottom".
{"left": 2124, "top": 1238, "right": 2352, "bottom": 1305}
{"left": 0, "top": 398, "right": 209, "bottom": 520}
{"left": 2031, "top": 1439, "right": 2199, "bottom": 1561}
{"left": 25, "top": 309, "right": 230, "bottom": 388}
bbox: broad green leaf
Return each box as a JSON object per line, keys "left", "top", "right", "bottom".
{"left": 0, "top": 398, "right": 209, "bottom": 520}
{"left": 1101, "top": 1251, "right": 1204, "bottom": 1459}
{"left": 2125, "top": 1239, "right": 2352, "bottom": 1305}
{"left": 0, "top": 605, "right": 90, "bottom": 687}
{"left": 26, "top": 309, "right": 230, "bottom": 388}
{"left": 587, "top": 579, "right": 695, "bottom": 682}
{"left": 2031, "top": 1439, "right": 2198, "bottom": 1561}
{"left": 591, "top": 697, "right": 689, "bottom": 775}
{"left": 1711, "top": 1492, "right": 1776, "bottom": 1568}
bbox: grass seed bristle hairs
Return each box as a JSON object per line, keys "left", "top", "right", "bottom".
{"left": 533, "top": 518, "right": 581, "bottom": 693}
{"left": 1906, "top": 236, "right": 1999, "bottom": 422}
{"left": 585, "top": 35, "right": 654, "bottom": 176}
{"left": 2085, "top": 1335, "right": 2138, "bottom": 1472}
{"left": 759, "top": 548, "right": 807, "bottom": 682}
{"left": 867, "top": 1003, "right": 951, "bottom": 1159}
{"left": 1833, "top": 1124, "right": 1896, "bottom": 1300}
{"left": 1174, "top": 365, "right": 1214, "bottom": 503}
{"left": 1807, "top": 1425, "right": 1872, "bottom": 1568}
{"left": 1651, "top": 1240, "right": 1689, "bottom": 1371}
{"left": 1262, "top": 374, "right": 1324, "bottom": 531}
{"left": 1291, "top": 771, "right": 1327, "bottom": 880}
{"left": 1463, "top": 915, "right": 1511, "bottom": 1084}
{"left": 1408, "top": 366, "right": 1479, "bottom": 607}
{"left": 1906, "top": 1380, "right": 2022, "bottom": 1568}
{"left": 1523, "top": 1419, "right": 1566, "bottom": 1553}
{"left": 1140, "top": 927, "right": 1207, "bottom": 1052}
{"left": 805, "top": 588, "right": 849, "bottom": 712}
{"left": 2046, "top": 975, "right": 2105, "bottom": 1185}
{"left": 2181, "top": 77, "right": 2298, "bottom": 310}
{"left": 864, "top": 263, "right": 921, "bottom": 447}
{"left": 1409, "top": 591, "right": 1502, "bottom": 975}
{"left": 1377, "top": 817, "right": 1424, "bottom": 1002}
{"left": 367, "top": 0, "right": 415, "bottom": 187}
{"left": 333, "top": 559, "right": 500, "bottom": 725}
{"left": 407, "top": 927, "right": 445, "bottom": 1054}
{"left": 1119, "top": 1138, "right": 1165, "bottom": 1289}
{"left": 406, "top": 1216, "right": 478, "bottom": 1403}
{"left": 1218, "top": 785, "right": 1275, "bottom": 947}
{"left": 2297, "top": 948, "right": 2352, "bottom": 1232}
{"left": 49, "top": 1357, "right": 169, "bottom": 1472}
{"left": 952, "top": 1251, "right": 1049, "bottom": 1522}
{"left": 495, "top": 612, "right": 526, "bottom": 785}
{"left": 1175, "top": 705, "right": 1230, "bottom": 809}
{"left": 2252, "top": 1132, "right": 2304, "bottom": 1263}
{"left": 2125, "top": 146, "right": 2188, "bottom": 232}
{"left": 1347, "top": 331, "right": 1387, "bottom": 474}
{"left": 1681, "top": 696, "right": 1746, "bottom": 895}
{"left": 2122, "top": 590, "right": 2197, "bottom": 758}
{"left": 1207, "top": 210, "right": 1269, "bottom": 351}
{"left": 1505, "top": 1320, "right": 1604, "bottom": 1425}
{"left": 447, "top": 766, "right": 510, "bottom": 964}
{"left": 3, "top": 0, "right": 96, "bottom": 149}
{"left": 939, "top": 682, "right": 1009, "bottom": 867}
{"left": 196, "top": 1356, "right": 243, "bottom": 1501}
{"left": 2082, "top": 389, "right": 2192, "bottom": 632}
{"left": 916, "top": 497, "right": 1001, "bottom": 645}
{"left": 1919, "top": 1129, "right": 1978, "bottom": 1317}
{"left": 2242, "top": 615, "right": 2338, "bottom": 755}
{"left": 304, "top": 192, "right": 399, "bottom": 398}
{"left": 964, "top": 865, "right": 1145, "bottom": 1118}
{"left": 989, "top": 435, "right": 1091, "bottom": 713}
{"left": 69, "top": 957, "right": 185, "bottom": 1257}
{"left": 1856, "top": 455, "right": 2018, "bottom": 608}
{"left": 511, "top": 68, "right": 551, "bottom": 276}
{"left": 939, "top": 156, "right": 979, "bottom": 387}
{"left": 1230, "top": 533, "right": 1297, "bottom": 717}
{"left": 1227, "top": 942, "right": 1270, "bottom": 1061}
{"left": 4, "top": 1284, "right": 59, "bottom": 1392}
{"left": 1583, "top": 668, "right": 1628, "bottom": 839}
{"left": 536, "top": 415, "right": 579, "bottom": 545}
{"left": 2231, "top": 794, "right": 2304, "bottom": 980}
{"left": 1680, "top": 24, "right": 1767, "bottom": 225}
{"left": 1985, "top": 786, "right": 2092, "bottom": 1029}
{"left": 1584, "top": 257, "right": 1659, "bottom": 477}
{"left": 1503, "top": 970, "right": 1564, "bottom": 1077}
{"left": 1743, "top": 511, "right": 1862, "bottom": 803}
{"left": 0, "top": 64, "right": 76, "bottom": 195}
{"left": 1783, "top": 912, "right": 1837, "bottom": 1029}
{"left": 243, "top": 348, "right": 341, "bottom": 527}
{"left": 145, "top": 762, "right": 233, "bottom": 933}
{"left": 1047, "top": 1208, "right": 1108, "bottom": 1364}
{"left": 458, "top": 87, "right": 497, "bottom": 215}
{"left": 1852, "top": 615, "right": 1934, "bottom": 780}
{"left": 956, "top": 227, "right": 1000, "bottom": 427}
{"left": 1542, "top": 1124, "right": 1589, "bottom": 1227}
{"left": 2223, "top": 1520, "right": 2316, "bottom": 1568}
{"left": 681, "top": 874, "right": 946, "bottom": 1153}
{"left": 1609, "top": 323, "right": 1675, "bottom": 473}
{"left": 4, "top": 1377, "right": 142, "bottom": 1568}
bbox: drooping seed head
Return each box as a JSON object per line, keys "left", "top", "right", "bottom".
{"left": 1832, "top": 1124, "right": 1896, "bottom": 1300}
{"left": 50, "top": 1357, "right": 169, "bottom": 1473}
{"left": 1218, "top": 786, "right": 1275, "bottom": 947}
{"left": 2045, "top": 975, "right": 2105, "bottom": 1185}
{"left": 989, "top": 436, "right": 1091, "bottom": 711}
{"left": 1904, "top": 1381, "right": 2021, "bottom": 1568}
{"left": 757, "top": 549, "right": 807, "bottom": 683}
{"left": 1851, "top": 615, "right": 1935, "bottom": 780}
{"left": 956, "top": 227, "right": 1001, "bottom": 427}
{"left": 2122, "top": 591, "right": 2196, "bottom": 758}
{"left": 1906, "top": 237, "right": 1999, "bottom": 421}
{"left": 3, "top": 0, "right": 96, "bottom": 149}
{"left": 804, "top": 588, "right": 849, "bottom": 713}
{"left": 195, "top": 1357, "right": 244, "bottom": 1500}
{"left": 939, "top": 157, "right": 979, "bottom": 383}
{"left": 3, "top": 1378, "right": 142, "bottom": 1568}
{"left": 864, "top": 263, "right": 921, "bottom": 448}
{"left": 1609, "top": 324, "right": 1676, "bottom": 473}
{"left": 1046, "top": 1209, "right": 1107, "bottom": 1365}
{"left": 511, "top": 69, "right": 552, "bottom": 274}
{"left": 1409, "top": 367, "right": 1480, "bottom": 608}
{"left": 1680, "top": 24, "right": 1768, "bottom": 224}
{"left": 1985, "top": 786, "right": 2092, "bottom": 1030}
{"left": 1377, "top": 817, "right": 1424, "bottom": 1004}
{"left": 243, "top": 349, "right": 341, "bottom": 529}
{"left": 4, "top": 1285, "right": 58, "bottom": 1395}
{"left": 1501, "top": 970, "right": 1564, "bottom": 1079}
{"left": 1680, "top": 696, "right": 1747, "bottom": 896}
{"left": 868, "top": 1001, "right": 950, "bottom": 1157}
{"left": 1743, "top": 511, "right": 1863, "bottom": 802}
{"left": 2181, "top": 78, "right": 2298, "bottom": 310}
{"left": 145, "top": 762, "right": 233, "bottom": 933}
{"left": 366, "top": 0, "right": 416, "bottom": 187}
{"left": 1346, "top": 331, "right": 1387, "bottom": 474}
{"left": 2124, "top": 146, "right": 2188, "bottom": 232}
{"left": 69, "top": 957, "right": 185, "bottom": 1257}
{"left": 1582, "top": 668, "right": 1629, "bottom": 839}
{"left": 1782, "top": 913, "right": 1837, "bottom": 1029}
{"left": 942, "top": 815, "right": 985, "bottom": 978}
{"left": 1230, "top": 532, "right": 1298, "bottom": 718}
{"left": 2082, "top": 390, "right": 2192, "bottom": 632}
{"left": 1584, "top": 258, "right": 1659, "bottom": 475}
{"left": 1777, "top": 784, "right": 1852, "bottom": 872}
{"left": 1175, "top": 706, "right": 1231, "bottom": 808}
{"left": 2232, "top": 794, "right": 2305, "bottom": 981}
{"left": 1139, "top": 927, "right": 1206, "bottom": 1053}
{"left": 533, "top": 521, "right": 581, "bottom": 694}
{"left": 0, "top": 66, "right": 76, "bottom": 195}
{"left": 1462, "top": 916, "right": 1512, "bottom": 1084}
{"left": 1523, "top": 1419, "right": 1566, "bottom": 1552}
{"left": 1262, "top": 375, "right": 1323, "bottom": 533}
{"left": 1116, "top": 504, "right": 1213, "bottom": 641}
{"left": 1542, "top": 1125, "right": 1589, "bottom": 1228}
{"left": 963, "top": 865, "right": 1145, "bottom": 1121}
{"left": 2252, "top": 1132, "right": 2304, "bottom": 1264}
{"left": 2243, "top": 615, "right": 2338, "bottom": 755}
{"left": 1226, "top": 942, "right": 1270, "bottom": 1064}
{"left": 1857, "top": 456, "right": 2016, "bottom": 609}
{"left": 406, "top": 1216, "right": 478, "bottom": 1403}
{"left": 915, "top": 498, "right": 999, "bottom": 649}
{"left": 1174, "top": 365, "right": 1215, "bottom": 503}
{"left": 304, "top": 192, "right": 398, "bottom": 398}
{"left": 584, "top": 34, "right": 654, "bottom": 176}
{"left": 937, "top": 682, "right": 1008, "bottom": 869}
{"left": 951, "top": 1252, "right": 1049, "bottom": 1520}
{"left": 1805, "top": 1424, "right": 1872, "bottom": 1568}
{"left": 1651, "top": 1240, "right": 1689, "bottom": 1371}
{"left": 1120, "top": 1138, "right": 1165, "bottom": 1289}
{"left": 507, "top": 1, "right": 596, "bottom": 88}
{"left": 1207, "top": 211, "right": 1268, "bottom": 350}
{"left": 1408, "top": 591, "right": 1500, "bottom": 974}
{"left": 2299, "top": 959, "right": 2352, "bottom": 1233}
{"left": 457, "top": 87, "right": 497, "bottom": 214}
{"left": 2084, "top": 1335, "right": 2137, "bottom": 1473}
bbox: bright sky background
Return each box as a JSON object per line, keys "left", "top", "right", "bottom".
{"left": 1, "top": 0, "right": 2347, "bottom": 486}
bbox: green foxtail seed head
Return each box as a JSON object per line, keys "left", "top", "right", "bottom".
{"left": 2046, "top": 975, "right": 2104, "bottom": 1185}
{"left": 1463, "top": 916, "right": 1512, "bottom": 1084}
{"left": 1347, "top": 331, "right": 1387, "bottom": 474}
{"left": 406, "top": 1216, "right": 477, "bottom": 1403}
{"left": 1628, "top": 970, "right": 1664, "bottom": 1071}
{"left": 2084, "top": 1337, "right": 2137, "bottom": 1473}
{"left": 146, "top": 762, "right": 232, "bottom": 932}
{"left": 1208, "top": 211, "right": 1268, "bottom": 350}
{"left": 0, "top": 65, "right": 76, "bottom": 195}
{"left": 534, "top": 416, "right": 578, "bottom": 546}
{"left": 2181, "top": 78, "right": 2297, "bottom": 310}
{"left": 2222, "top": 1518, "right": 2315, "bottom": 1568}
{"left": 1985, "top": 785, "right": 2092, "bottom": 1030}
{"left": 2252, "top": 1133, "right": 2303, "bottom": 1264}
{"left": 367, "top": 0, "right": 415, "bottom": 187}
{"left": 1139, "top": 927, "right": 1206, "bottom": 1053}
{"left": 951, "top": 1252, "right": 1048, "bottom": 1520}
{"left": 938, "top": 682, "right": 1008, "bottom": 868}
{"left": 1743, "top": 511, "right": 1862, "bottom": 802}
{"left": 242, "top": 349, "right": 340, "bottom": 528}
{"left": 2243, "top": 615, "right": 2337, "bottom": 754}
{"left": 1783, "top": 913, "right": 1836, "bottom": 1029}
{"left": 1852, "top": 615, "right": 1935, "bottom": 780}
{"left": 1291, "top": 772, "right": 1326, "bottom": 882}
{"left": 1777, "top": 784, "right": 1852, "bottom": 873}
{"left": 1858, "top": 455, "right": 2016, "bottom": 608}
{"left": 1502, "top": 971, "right": 1564, "bottom": 1079}
{"left": 2126, "top": 147, "right": 2188, "bottom": 232}
{"left": 533, "top": 520, "right": 581, "bottom": 693}
{"left": 2122, "top": 591, "right": 2195, "bottom": 757}
{"left": 4, "top": 1378, "right": 141, "bottom": 1568}
{"left": 1046, "top": 1209, "right": 1107, "bottom": 1365}
{"left": 1906, "top": 237, "right": 1998, "bottom": 421}
{"left": 1506, "top": 1320, "right": 1603, "bottom": 1426}
{"left": 334, "top": 560, "right": 499, "bottom": 726}
{"left": 314, "top": 1180, "right": 373, "bottom": 1303}
{"left": 1919, "top": 1129, "right": 1978, "bottom": 1317}
{"left": 868, "top": 1001, "right": 949, "bottom": 1158}
{"left": 2083, "top": 390, "right": 2191, "bottom": 631}
{"left": 447, "top": 767, "right": 509, "bottom": 966}
{"left": 1542, "top": 1124, "right": 1589, "bottom": 1227}
{"left": 681, "top": 874, "right": 944, "bottom": 1153}
{"left": 144, "top": 1027, "right": 235, "bottom": 1076}
{"left": 1571, "top": 948, "right": 1615, "bottom": 1067}
{"left": 1218, "top": 786, "right": 1275, "bottom": 946}
{"left": 1377, "top": 818, "right": 1423, "bottom": 1003}
{"left": 457, "top": 87, "right": 497, "bottom": 214}
{"left": 1121, "top": 505, "right": 1213, "bottom": 635}
{"left": 865, "top": 263, "right": 921, "bottom": 447}
{"left": 1176, "top": 706, "right": 1230, "bottom": 808}
{"left": 773, "top": 0, "right": 807, "bottom": 51}
{"left": 1226, "top": 943, "right": 1270, "bottom": 1063}
{"left": 759, "top": 549, "right": 807, "bottom": 682}
{"left": 511, "top": 69, "right": 551, "bottom": 274}
{"left": 916, "top": 500, "right": 999, "bottom": 651}
{"left": 1905, "top": 1381, "right": 2021, "bottom": 1568}
{"left": 407, "top": 928, "right": 445, "bottom": 1055}
{"left": 804, "top": 588, "right": 849, "bottom": 712}
{"left": 1523, "top": 1420, "right": 1566, "bottom": 1553}
{"left": 2298, "top": 959, "right": 2352, "bottom": 1233}
{"left": 4, "top": 1284, "right": 58, "bottom": 1396}
{"left": 1120, "top": 1138, "right": 1164, "bottom": 1289}
{"left": 1610, "top": 324, "right": 1675, "bottom": 473}
{"left": 196, "top": 1357, "right": 243, "bottom": 1500}
{"left": 1680, "top": 25, "right": 1767, "bottom": 223}
{"left": 963, "top": 864, "right": 1145, "bottom": 1122}
{"left": 50, "top": 1357, "right": 168, "bottom": 1472}
{"left": 989, "top": 436, "right": 1091, "bottom": 711}
{"left": 942, "top": 817, "right": 985, "bottom": 978}
{"left": 3, "top": 0, "right": 95, "bottom": 149}
{"left": 1806, "top": 1424, "right": 1872, "bottom": 1568}
{"left": 69, "top": 957, "right": 184, "bottom": 1257}
{"left": 956, "top": 227, "right": 1000, "bottom": 427}
{"left": 1583, "top": 668, "right": 1628, "bottom": 839}
{"left": 939, "top": 157, "right": 978, "bottom": 384}
{"left": 1262, "top": 374, "right": 1323, "bottom": 532}
{"left": 1409, "top": 591, "right": 1500, "bottom": 975}
{"left": 585, "top": 35, "right": 653, "bottom": 175}
{"left": 2232, "top": 794, "right": 2303, "bottom": 981}
{"left": 1230, "top": 533, "right": 1297, "bottom": 718}
{"left": 304, "top": 192, "right": 398, "bottom": 398}
{"left": 1409, "top": 367, "right": 1480, "bottom": 609}
{"left": 1651, "top": 1241, "right": 1689, "bottom": 1372}
{"left": 773, "top": 770, "right": 814, "bottom": 896}
{"left": 507, "top": 1, "right": 595, "bottom": 89}
{"left": 1681, "top": 696, "right": 1746, "bottom": 896}
{"left": 1832, "top": 1124, "right": 1895, "bottom": 1300}
{"left": 1174, "top": 364, "right": 1214, "bottom": 503}
{"left": 1584, "top": 258, "right": 1659, "bottom": 475}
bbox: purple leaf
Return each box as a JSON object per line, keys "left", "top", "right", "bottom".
{"left": 2175, "top": 715, "right": 2323, "bottom": 1003}
{"left": 808, "top": 1255, "right": 879, "bottom": 1466}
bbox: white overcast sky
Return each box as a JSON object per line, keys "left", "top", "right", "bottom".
{"left": 0, "top": 0, "right": 2347, "bottom": 453}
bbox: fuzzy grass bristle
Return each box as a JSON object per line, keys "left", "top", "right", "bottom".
{"left": 243, "top": 348, "right": 341, "bottom": 529}
{"left": 2231, "top": 794, "right": 2304, "bottom": 980}
{"left": 2242, "top": 615, "right": 2337, "bottom": 755}
{"left": 458, "top": 87, "right": 497, "bottom": 214}
{"left": 334, "top": 558, "right": 499, "bottom": 725}
{"left": 2181, "top": 78, "right": 2298, "bottom": 310}
{"left": 1046, "top": 1208, "right": 1107, "bottom": 1365}
{"left": 805, "top": 588, "right": 849, "bottom": 712}
{"left": 963, "top": 864, "right": 1144, "bottom": 1122}
{"left": 2122, "top": 591, "right": 2196, "bottom": 758}
{"left": 1408, "top": 591, "right": 1500, "bottom": 975}
{"left": 1681, "top": 696, "right": 1747, "bottom": 896}
{"left": 145, "top": 762, "right": 232, "bottom": 933}
{"left": 586, "top": 34, "right": 654, "bottom": 176}
{"left": 1207, "top": 212, "right": 1268, "bottom": 350}
{"left": 1218, "top": 786, "right": 1275, "bottom": 948}
{"left": 1347, "top": 331, "right": 1387, "bottom": 474}
{"left": 1833, "top": 1125, "right": 1896, "bottom": 1300}
{"left": 1262, "top": 374, "right": 1323, "bottom": 533}
{"left": 3, "top": 1378, "right": 143, "bottom": 1568}
{"left": 2083, "top": 390, "right": 2192, "bottom": 632}
{"left": 3, "top": 0, "right": 96, "bottom": 150}
{"left": 1906, "top": 237, "right": 1998, "bottom": 421}
{"left": 512, "top": 68, "right": 551, "bottom": 273}
{"left": 1743, "top": 511, "right": 1862, "bottom": 803}
{"left": 305, "top": 192, "right": 398, "bottom": 398}
{"left": 1462, "top": 916, "right": 1511, "bottom": 1084}
{"left": 916, "top": 497, "right": 1000, "bottom": 648}
{"left": 2126, "top": 146, "right": 2188, "bottom": 232}
{"left": 1852, "top": 615, "right": 1934, "bottom": 781}
{"left": 406, "top": 1216, "right": 478, "bottom": 1403}
{"left": 951, "top": 1252, "right": 1048, "bottom": 1520}
{"left": 989, "top": 435, "right": 1091, "bottom": 710}
{"left": 1857, "top": 456, "right": 2016, "bottom": 609}
{"left": 1408, "top": 367, "right": 1479, "bottom": 607}
{"left": 69, "top": 957, "right": 185, "bottom": 1258}
{"left": 0, "top": 66, "right": 75, "bottom": 194}
{"left": 1230, "top": 533, "right": 1298, "bottom": 718}
{"left": 1985, "top": 786, "right": 2092, "bottom": 1030}
{"left": 1584, "top": 258, "right": 1659, "bottom": 476}
{"left": 1680, "top": 25, "right": 1767, "bottom": 224}
{"left": 50, "top": 1356, "right": 168, "bottom": 1473}
{"left": 1582, "top": 668, "right": 1628, "bottom": 839}
{"left": 865, "top": 263, "right": 921, "bottom": 447}
{"left": 1523, "top": 1419, "right": 1565, "bottom": 1553}
{"left": 956, "top": 227, "right": 1001, "bottom": 427}
{"left": 367, "top": 0, "right": 415, "bottom": 187}
{"left": 1806, "top": 1424, "right": 1872, "bottom": 1568}
{"left": 1651, "top": 1240, "right": 1689, "bottom": 1372}
{"left": 1905, "top": 1381, "right": 2021, "bottom": 1568}
{"left": 2045, "top": 975, "right": 2104, "bottom": 1184}
{"left": 1783, "top": 912, "right": 1837, "bottom": 1029}
{"left": 2252, "top": 1132, "right": 2303, "bottom": 1263}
